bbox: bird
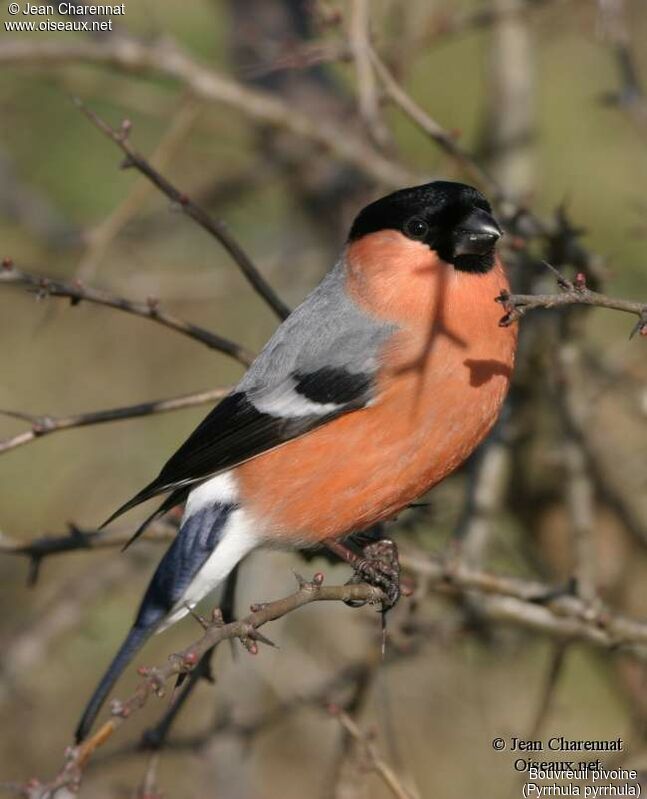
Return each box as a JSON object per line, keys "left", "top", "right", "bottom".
{"left": 75, "top": 180, "right": 516, "bottom": 742}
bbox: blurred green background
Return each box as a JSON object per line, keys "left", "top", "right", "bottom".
{"left": 1, "top": 1, "right": 646, "bottom": 796}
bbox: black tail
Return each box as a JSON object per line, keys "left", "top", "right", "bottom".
{"left": 75, "top": 624, "right": 153, "bottom": 743}
{"left": 78, "top": 498, "right": 237, "bottom": 742}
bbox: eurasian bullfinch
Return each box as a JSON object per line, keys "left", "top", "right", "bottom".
{"left": 75, "top": 180, "right": 516, "bottom": 742}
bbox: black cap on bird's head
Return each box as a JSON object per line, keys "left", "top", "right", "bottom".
{"left": 348, "top": 181, "right": 502, "bottom": 274}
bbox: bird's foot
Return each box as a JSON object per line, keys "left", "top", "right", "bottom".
{"left": 345, "top": 538, "right": 401, "bottom": 611}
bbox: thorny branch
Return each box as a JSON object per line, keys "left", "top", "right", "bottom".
{"left": 368, "top": 46, "right": 498, "bottom": 196}
{"left": 329, "top": 706, "right": 418, "bottom": 799}
{"left": 401, "top": 555, "right": 647, "bottom": 654}
{"left": 14, "top": 575, "right": 384, "bottom": 798}
{"left": 497, "top": 265, "right": 647, "bottom": 336}
{"left": 0, "top": 31, "right": 613, "bottom": 283}
{"left": 10, "top": 548, "right": 647, "bottom": 797}
{"left": 0, "top": 37, "right": 412, "bottom": 187}
{"left": 0, "top": 523, "right": 175, "bottom": 586}
{"left": 0, "top": 386, "right": 231, "bottom": 455}
{"left": 0, "top": 259, "right": 254, "bottom": 364}
{"left": 75, "top": 97, "right": 201, "bottom": 282}
{"left": 74, "top": 98, "right": 291, "bottom": 321}
{"left": 6, "top": 517, "right": 647, "bottom": 659}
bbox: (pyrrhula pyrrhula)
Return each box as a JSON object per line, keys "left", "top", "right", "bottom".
{"left": 75, "top": 180, "right": 516, "bottom": 742}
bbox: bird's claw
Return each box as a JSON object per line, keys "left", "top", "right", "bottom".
{"left": 344, "top": 538, "right": 401, "bottom": 611}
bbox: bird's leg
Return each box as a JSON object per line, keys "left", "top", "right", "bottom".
{"left": 324, "top": 537, "right": 401, "bottom": 611}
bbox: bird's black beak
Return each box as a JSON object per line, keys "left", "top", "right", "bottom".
{"left": 452, "top": 208, "right": 502, "bottom": 257}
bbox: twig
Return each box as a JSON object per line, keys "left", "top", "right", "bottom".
{"left": 527, "top": 642, "right": 569, "bottom": 739}
{"left": 0, "top": 37, "right": 413, "bottom": 188}
{"left": 348, "top": 0, "right": 390, "bottom": 147}
{"left": 135, "top": 751, "right": 161, "bottom": 799}
{"left": 557, "top": 346, "right": 598, "bottom": 601}
{"left": 76, "top": 97, "right": 201, "bottom": 282}
{"left": 15, "top": 575, "right": 384, "bottom": 797}
{"left": 74, "top": 98, "right": 291, "bottom": 321}
{"left": 367, "top": 46, "right": 500, "bottom": 197}
{"left": 402, "top": 554, "right": 647, "bottom": 654}
{"left": 326, "top": 664, "right": 377, "bottom": 799}
{"left": 366, "top": 45, "right": 607, "bottom": 285}
{"left": 138, "top": 570, "right": 238, "bottom": 752}
{"left": 420, "top": 0, "right": 566, "bottom": 45}
{"left": 0, "top": 523, "right": 174, "bottom": 570}
{"left": 7, "top": 521, "right": 647, "bottom": 659}
{"left": 597, "top": 0, "right": 647, "bottom": 135}
{"left": 480, "top": 0, "right": 536, "bottom": 194}
{"left": 450, "top": 417, "right": 512, "bottom": 566}
{"left": 329, "top": 707, "right": 417, "bottom": 799}
{"left": 235, "top": 0, "right": 569, "bottom": 82}
{"left": 0, "top": 260, "right": 254, "bottom": 365}
{"left": 497, "top": 284, "right": 647, "bottom": 335}
{"left": 239, "top": 41, "right": 352, "bottom": 80}
{"left": 0, "top": 386, "right": 230, "bottom": 455}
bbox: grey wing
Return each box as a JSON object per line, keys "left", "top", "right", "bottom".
{"left": 103, "top": 262, "right": 395, "bottom": 526}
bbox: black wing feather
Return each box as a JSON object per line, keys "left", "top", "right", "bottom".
{"left": 103, "top": 368, "right": 374, "bottom": 530}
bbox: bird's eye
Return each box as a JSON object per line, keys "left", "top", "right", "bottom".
{"left": 404, "top": 217, "right": 428, "bottom": 240}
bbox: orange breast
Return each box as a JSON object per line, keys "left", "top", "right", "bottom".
{"left": 236, "top": 251, "right": 516, "bottom": 544}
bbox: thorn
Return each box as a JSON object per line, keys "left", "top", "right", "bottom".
{"left": 380, "top": 611, "right": 387, "bottom": 658}
{"left": 211, "top": 607, "right": 225, "bottom": 626}
{"left": 629, "top": 315, "right": 647, "bottom": 340}
{"left": 238, "top": 621, "right": 277, "bottom": 650}
{"left": 137, "top": 665, "right": 150, "bottom": 676}
{"left": 542, "top": 260, "right": 572, "bottom": 290}
{"left": 249, "top": 629, "right": 277, "bottom": 649}
{"left": 27, "top": 556, "right": 41, "bottom": 587}
{"left": 67, "top": 522, "right": 85, "bottom": 540}
{"left": 120, "top": 155, "right": 136, "bottom": 170}
{"left": 312, "top": 571, "right": 324, "bottom": 586}
{"left": 178, "top": 193, "right": 190, "bottom": 206}
{"left": 146, "top": 296, "right": 160, "bottom": 314}
{"left": 184, "top": 603, "right": 209, "bottom": 629}
{"left": 120, "top": 118, "right": 132, "bottom": 137}
{"left": 293, "top": 570, "right": 309, "bottom": 589}
{"left": 2, "top": 257, "right": 14, "bottom": 270}
{"left": 169, "top": 672, "right": 188, "bottom": 704}
{"left": 574, "top": 272, "right": 587, "bottom": 290}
